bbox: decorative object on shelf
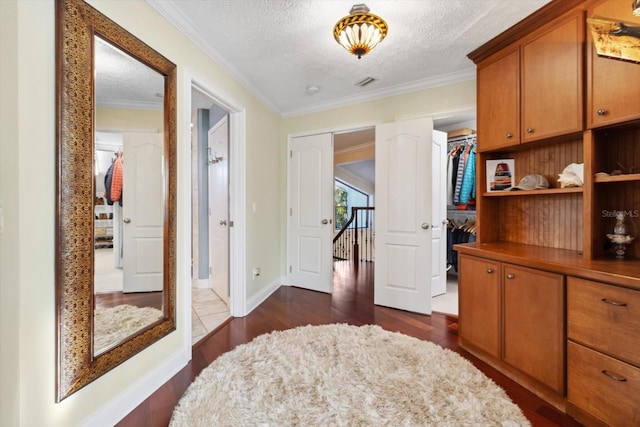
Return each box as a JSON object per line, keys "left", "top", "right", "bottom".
{"left": 510, "top": 174, "right": 550, "bottom": 191}
{"left": 587, "top": 16, "right": 640, "bottom": 63}
{"left": 486, "top": 159, "right": 514, "bottom": 192}
{"left": 333, "top": 4, "right": 388, "bottom": 59}
{"left": 558, "top": 163, "right": 584, "bottom": 188}
{"left": 606, "top": 211, "right": 636, "bottom": 259}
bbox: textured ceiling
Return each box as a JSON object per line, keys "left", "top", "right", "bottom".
{"left": 95, "top": 37, "right": 165, "bottom": 111}
{"left": 147, "top": 0, "right": 551, "bottom": 117}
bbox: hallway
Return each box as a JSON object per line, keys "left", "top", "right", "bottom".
{"left": 120, "top": 261, "right": 581, "bottom": 427}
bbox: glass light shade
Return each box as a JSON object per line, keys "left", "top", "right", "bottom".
{"left": 334, "top": 5, "right": 388, "bottom": 59}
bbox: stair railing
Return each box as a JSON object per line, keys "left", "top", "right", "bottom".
{"left": 333, "top": 207, "right": 375, "bottom": 262}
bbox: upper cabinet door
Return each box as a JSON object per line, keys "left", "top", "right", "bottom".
{"left": 588, "top": 0, "right": 640, "bottom": 128}
{"left": 477, "top": 48, "right": 520, "bottom": 152}
{"left": 521, "top": 11, "right": 584, "bottom": 143}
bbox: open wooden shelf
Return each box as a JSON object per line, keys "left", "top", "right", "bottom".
{"left": 483, "top": 187, "right": 583, "bottom": 197}
{"left": 594, "top": 173, "right": 640, "bottom": 183}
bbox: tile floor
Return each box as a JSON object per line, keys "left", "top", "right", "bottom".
{"left": 191, "top": 288, "right": 230, "bottom": 345}
{"left": 431, "top": 272, "right": 459, "bottom": 316}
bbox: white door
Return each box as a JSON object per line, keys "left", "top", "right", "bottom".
{"left": 288, "top": 133, "right": 333, "bottom": 293}
{"left": 374, "top": 118, "right": 433, "bottom": 314}
{"left": 208, "top": 116, "right": 230, "bottom": 305}
{"left": 431, "top": 130, "right": 448, "bottom": 297}
{"left": 122, "top": 132, "right": 164, "bottom": 293}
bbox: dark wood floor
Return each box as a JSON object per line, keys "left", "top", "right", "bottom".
{"left": 95, "top": 291, "right": 163, "bottom": 310}
{"left": 118, "top": 261, "right": 583, "bottom": 427}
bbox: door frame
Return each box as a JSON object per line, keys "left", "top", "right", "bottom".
{"left": 286, "top": 123, "right": 377, "bottom": 294}
{"left": 184, "top": 71, "right": 247, "bottom": 353}
{"left": 285, "top": 110, "right": 473, "bottom": 300}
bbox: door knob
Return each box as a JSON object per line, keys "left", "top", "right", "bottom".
{"left": 321, "top": 219, "right": 329, "bottom": 225}
{"left": 421, "top": 223, "right": 430, "bottom": 229}
{"left": 220, "top": 219, "right": 227, "bottom": 226}
{"left": 123, "top": 218, "right": 131, "bottom": 224}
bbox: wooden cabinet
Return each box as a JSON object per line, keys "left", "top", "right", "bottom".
{"left": 462, "top": 0, "right": 640, "bottom": 421}
{"left": 503, "top": 264, "right": 565, "bottom": 393}
{"left": 476, "top": 10, "right": 583, "bottom": 152}
{"left": 567, "top": 277, "right": 640, "bottom": 425}
{"left": 458, "top": 255, "right": 500, "bottom": 357}
{"left": 477, "top": 48, "right": 519, "bottom": 151}
{"left": 459, "top": 255, "right": 565, "bottom": 397}
{"left": 521, "top": 11, "right": 583, "bottom": 143}
{"left": 587, "top": 0, "right": 640, "bottom": 128}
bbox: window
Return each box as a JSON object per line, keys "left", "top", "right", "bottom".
{"left": 334, "top": 179, "right": 369, "bottom": 230}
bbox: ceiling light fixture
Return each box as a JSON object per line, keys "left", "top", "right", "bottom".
{"left": 333, "top": 4, "right": 388, "bottom": 59}
{"left": 634, "top": 0, "right": 640, "bottom": 16}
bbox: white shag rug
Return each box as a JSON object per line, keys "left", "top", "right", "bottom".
{"left": 170, "top": 324, "right": 530, "bottom": 427}
{"left": 94, "top": 304, "right": 162, "bottom": 353}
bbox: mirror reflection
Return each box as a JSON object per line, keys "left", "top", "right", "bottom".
{"left": 93, "top": 36, "right": 165, "bottom": 355}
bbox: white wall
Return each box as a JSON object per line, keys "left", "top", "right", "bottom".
{"left": 0, "top": 1, "right": 20, "bottom": 426}
{"left": 0, "top": 0, "right": 281, "bottom": 426}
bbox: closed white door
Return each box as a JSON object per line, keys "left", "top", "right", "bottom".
{"left": 431, "top": 130, "right": 448, "bottom": 297}
{"left": 208, "top": 116, "right": 230, "bottom": 305}
{"left": 122, "top": 132, "right": 164, "bottom": 293}
{"left": 374, "top": 118, "right": 433, "bottom": 314}
{"left": 288, "top": 133, "right": 333, "bottom": 293}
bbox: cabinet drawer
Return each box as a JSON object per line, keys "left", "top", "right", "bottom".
{"left": 568, "top": 341, "right": 640, "bottom": 427}
{"left": 568, "top": 277, "right": 640, "bottom": 366}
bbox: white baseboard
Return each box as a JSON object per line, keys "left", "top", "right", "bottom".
{"left": 245, "top": 277, "right": 283, "bottom": 315}
{"left": 80, "top": 347, "right": 189, "bottom": 427}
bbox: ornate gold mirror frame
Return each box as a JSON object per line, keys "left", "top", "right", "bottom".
{"left": 55, "top": 0, "right": 176, "bottom": 401}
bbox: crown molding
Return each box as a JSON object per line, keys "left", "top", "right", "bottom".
{"left": 281, "top": 69, "right": 475, "bottom": 119}
{"left": 467, "top": 0, "right": 585, "bottom": 63}
{"left": 145, "top": 0, "right": 281, "bottom": 115}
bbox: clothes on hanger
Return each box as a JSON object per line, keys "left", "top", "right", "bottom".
{"left": 446, "top": 218, "right": 477, "bottom": 272}
{"left": 103, "top": 151, "right": 124, "bottom": 206}
{"left": 447, "top": 135, "right": 477, "bottom": 210}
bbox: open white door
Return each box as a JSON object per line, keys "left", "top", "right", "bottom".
{"left": 208, "top": 116, "right": 230, "bottom": 305}
{"left": 374, "top": 118, "right": 433, "bottom": 314}
{"left": 288, "top": 133, "right": 333, "bottom": 293}
{"left": 122, "top": 132, "right": 164, "bottom": 293}
{"left": 431, "top": 130, "right": 448, "bottom": 297}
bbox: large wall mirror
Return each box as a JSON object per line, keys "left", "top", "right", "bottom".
{"left": 56, "top": 0, "right": 176, "bottom": 401}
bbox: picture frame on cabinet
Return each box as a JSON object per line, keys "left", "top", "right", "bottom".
{"left": 487, "top": 159, "right": 515, "bottom": 191}
{"left": 587, "top": 16, "right": 640, "bottom": 63}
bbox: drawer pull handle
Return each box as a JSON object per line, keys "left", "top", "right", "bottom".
{"left": 506, "top": 274, "right": 515, "bottom": 279}
{"left": 601, "top": 370, "right": 627, "bottom": 382}
{"left": 486, "top": 268, "right": 494, "bottom": 274}
{"left": 601, "top": 298, "right": 627, "bottom": 307}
